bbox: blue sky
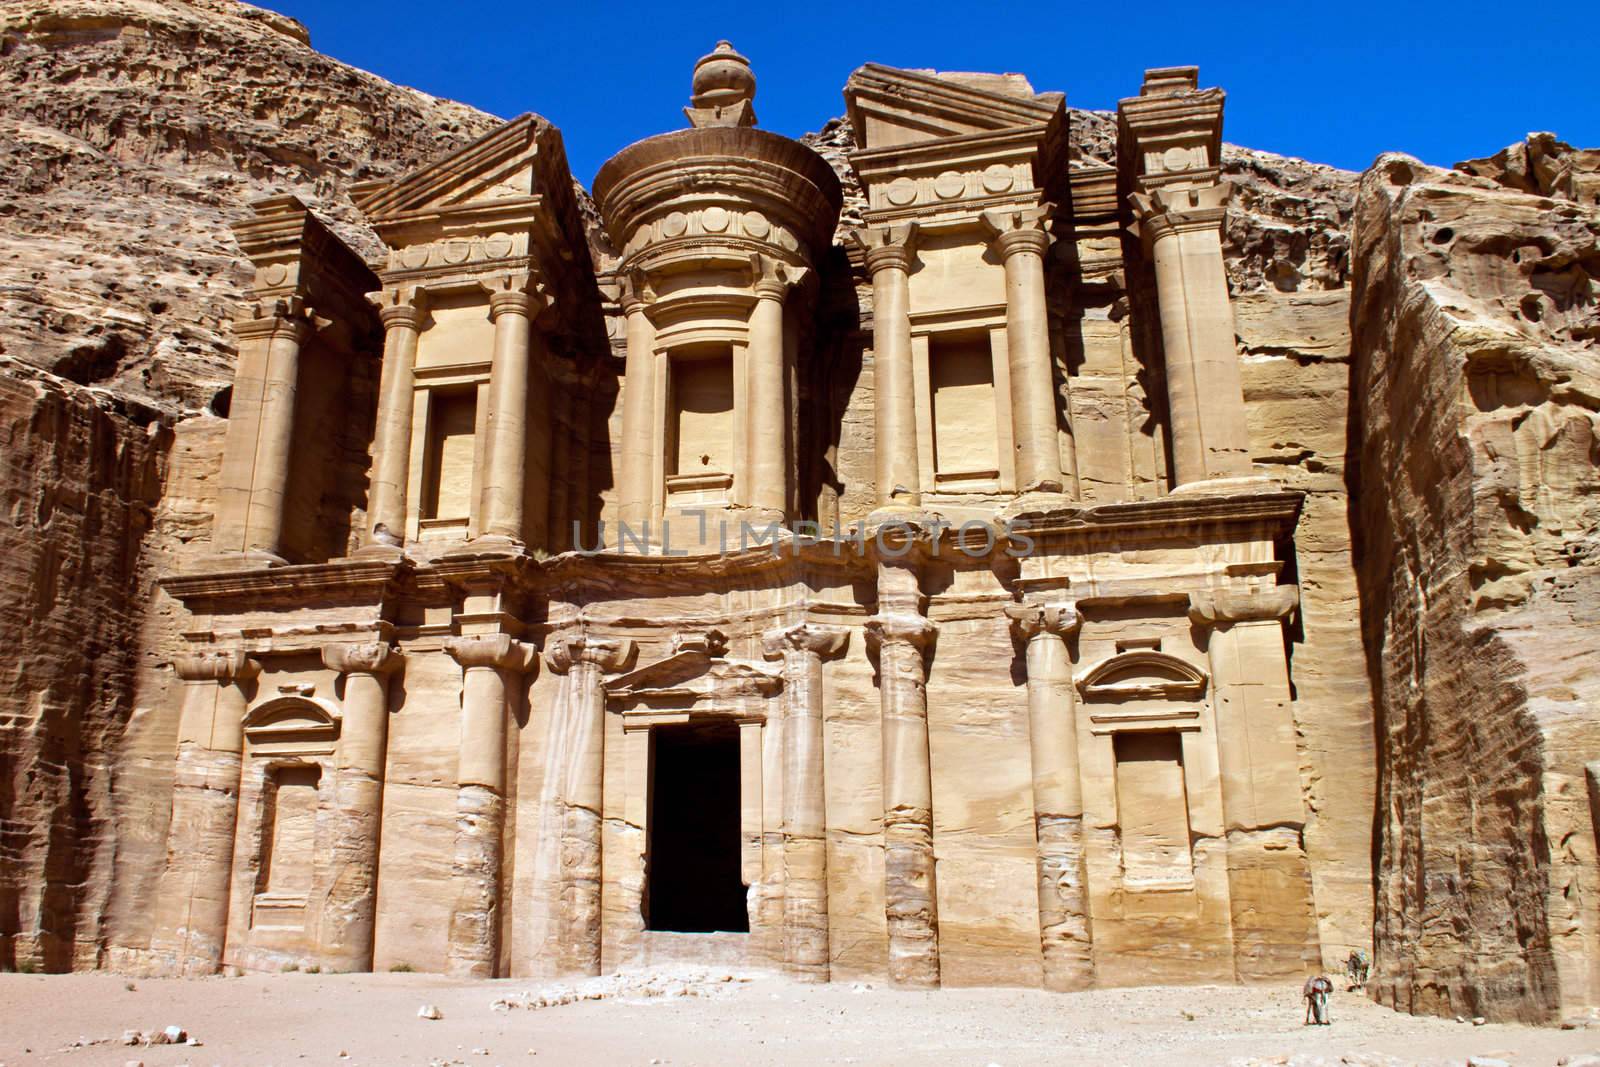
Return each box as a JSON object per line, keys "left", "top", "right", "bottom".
{"left": 266, "top": 0, "right": 1598, "bottom": 186}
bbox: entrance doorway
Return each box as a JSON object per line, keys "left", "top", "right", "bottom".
{"left": 646, "top": 723, "right": 749, "bottom": 933}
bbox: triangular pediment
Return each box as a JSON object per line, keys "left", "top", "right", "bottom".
{"left": 845, "top": 63, "right": 1062, "bottom": 150}
{"left": 353, "top": 113, "right": 568, "bottom": 223}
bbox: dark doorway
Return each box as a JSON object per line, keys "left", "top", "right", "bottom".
{"left": 646, "top": 724, "right": 749, "bottom": 933}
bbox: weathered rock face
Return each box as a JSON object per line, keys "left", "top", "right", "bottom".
{"left": 1350, "top": 148, "right": 1600, "bottom": 1022}
{"left": 0, "top": 0, "right": 498, "bottom": 971}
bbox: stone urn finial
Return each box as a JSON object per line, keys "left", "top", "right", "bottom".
{"left": 686, "top": 40, "right": 757, "bottom": 128}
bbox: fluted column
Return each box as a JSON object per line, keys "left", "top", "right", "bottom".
{"left": 749, "top": 256, "right": 807, "bottom": 518}
{"left": 362, "top": 288, "right": 426, "bottom": 551}
{"left": 1131, "top": 185, "right": 1252, "bottom": 486}
{"left": 983, "top": 207, "right": 1066, "bottom": 494}
{"left": 617, "top": 271, "right": 657, "bottom": 534}
{"left": 866, "top": 558, "right": 939, "bottom": 987}
{"left": 545, "top": 632, "right": 635, "bottom": 975}
{"left": 217, "top": 297, "right": 312, "bottom": 563}
{"left": 1004, "top": 601, "right": 1092, "bottom": 990}
{"left": 318, "top": 641, "right": 403, "bottom": 971}
{"left": 149, "top": 649, "right": 259, "bottom": 975}
{"left": 762, "top": 622, "right": 849, "bottom": 981}
{"left": 854, "top": 224, "right": 921, "bottom": 509}
{"left": 443, "top": 634, "right": 538, "bottom": 977}
{"left": 475, "top": 273, "right": 545, "bottom": 546}
{"left": 1189, "top": 586, "right": 1319, "bottom": 980}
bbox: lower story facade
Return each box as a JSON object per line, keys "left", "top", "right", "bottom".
{"left": 136, "top": 489, "right": 1329, "bottom": 988}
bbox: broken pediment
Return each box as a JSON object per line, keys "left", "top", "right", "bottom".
{"left": 352, "top": 113, "right": 573, "bottom": 226}
{"left": 1075, "top": 650, "right": 1208, "bottom": 702}
{"left": 844, "top": 63, "right": 1062, "bottom": 151}
{"left": 605, "top": 635, "right": 781, "bottom": 711}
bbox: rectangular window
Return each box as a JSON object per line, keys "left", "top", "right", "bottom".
{"left": 929, "top": 333, "right": 999, "bottom": 484}
{"left": 421, "top": 389, "right": 477, "bottom": 521}
{"left": 666, "top": 348, "right": 735, "bottom": 493}
{"left": 1113, "top": 732, "right": 1193, "bottom": 886}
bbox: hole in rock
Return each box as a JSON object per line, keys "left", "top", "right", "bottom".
{"left": 208, "top": 385, "right": 232, "bottom": 418}
{"left": 646, "top": 723, "right": 749, "bottom": 934}
{"left": 1433, "top": 227, "right": 1455, "bottom": 245}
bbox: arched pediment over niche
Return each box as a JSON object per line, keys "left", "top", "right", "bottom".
{"left": 1075, "top": 651, "right": 1208, "bottom": 702}
{"left": 243, "top": 696, "right": 341, "bottom": 756}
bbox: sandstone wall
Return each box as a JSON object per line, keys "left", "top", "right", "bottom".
{"left": 0, "top": 0, "right": 498, "bottom": 969}
{"left": 1350, "top": 147, "right": 1600, "bottom": 1021}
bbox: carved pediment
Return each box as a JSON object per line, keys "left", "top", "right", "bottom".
{"left": 353, "top": 113, "right": 573, "bottom": 226}
{"left": 606, "top": 654, "right": 780, "bottom": 706}
{"left": 844, "top": 63, "right": 1062, "bottom": 150}
{"left": 243, "top": 696, "right": 341, "bottom": 756}
{"left": 1076, "top": 651, "right": 1207, "bottom": 702}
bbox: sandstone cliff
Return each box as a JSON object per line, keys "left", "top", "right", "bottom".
{"left": 0, "top": 0, "right": 498, "bottom": 970}
{"left": 1350, "top": 144, "right": 1600, "bottom": 1021}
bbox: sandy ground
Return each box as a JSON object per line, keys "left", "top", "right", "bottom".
{"left": 1, "top": 969, "right": 1598, "bottom": 1067}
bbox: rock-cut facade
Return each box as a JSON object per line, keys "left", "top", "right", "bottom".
{"left": 140, "top": 43, "right": 1361, "bottom": 989}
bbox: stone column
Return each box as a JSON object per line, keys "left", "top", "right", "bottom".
{"left": 362, "top": 288, "right": 426, "bottom": 551}
{"left": 318, "top": 641, "right": 403, "bottom": 971}
{"left": 762, "top": 622, "right": 849, "bottom": 982}
{"left": 982, "top": 207, "right": 1066, "bottom": 495}
{"left": 1004, "top": 601, "right": 1093, "bottom": 990}
{"left": 218, "top": 297, "right": 312, "bottom": 564}
{"left": 443, "top": 634, "right": 538, "bottom": 977}
{"left": 748, "top": 256, "right": 807, "bottom": 519}
{"left": 1189, "top": 586, "right": 1319, "bottom": 980}
{"left": 546, "top": 632, "right": 635, "bottom": 976}
{"left": 854, "top": 224, "right": 921, "bottom": 509}
{"left": 866, "top": 559, "right": 940, "bottom": 987}
{"left": 617, "top": 270, "right": 657, "bottom": 535}
{"left": 1131, "top": 186, "right": 1252, "bottom": 487}
{"left": 475, "top": 273, "right": 545, "bottom": 546}
{"left": 149, "top": 649, "right": 259, "bottom": 975}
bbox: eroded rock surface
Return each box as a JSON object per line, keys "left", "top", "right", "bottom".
{"left": 1350, "top": 151, "right": 1600, "bottom": 1022}
{"left": 0, "top": 0, "right": 497, "bottom": 970}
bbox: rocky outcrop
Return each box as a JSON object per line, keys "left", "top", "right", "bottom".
{"left": 1350, "top": 147, "right": 1600, "bottom": 1022}
{"left": 0, "top": 0, "right": 498, "bottom": 971}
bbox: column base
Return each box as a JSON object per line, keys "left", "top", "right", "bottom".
{"left": 351, "top": 543, "right": 405, "bottom": 561}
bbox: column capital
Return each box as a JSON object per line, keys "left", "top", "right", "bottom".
{"left": 864, "top": 612, "right": 936, "bottom": 651}
{"left": 1187, "top": 585, "right": 1298, "bottom": 627}
{"left": 173, "top": 648, "right": 260, "bottom": 684}
{"left": 232, "top": 295, "right": 314, "bottom": 342}
{"left": 616, "top": 267, "right": 655, "bottom": 315}
{"left": 1128, "top": 183, "right": 1231, "bottom": 243}
{"left": 980, "top": 205, "right": 1054, "bottom": 260}
{"left": 1004, "top": 601, "right": 1082, "bottom": 640}
{"left": 369, "top": 286, "right": 428, "bottom": 331}
{"left": 546, "top": 632, "right": 635, "bottom": 675}
{"left": 444, "top": 633, "right": 540, "bottom": 674}
{"left": 850, "top": 223, "right": 920, "bottom": 275}
{"left": 762, "top": 622, "right": 850, "bottom": 661}
{"left": 321, "top": 641, "right": 404, "bottom": 676}
{"left": 750, "top": 253, "right": 811, "bottom": 302}
{"left": 481, "top": 271, "right": 552, "bottom": 322}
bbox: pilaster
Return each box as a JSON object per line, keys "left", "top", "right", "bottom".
{"left": 1188, "top": 584, "right": 1319, "bottom": 980}
{"left": 762, "top": 622, "right": 850, "bottom": 982}
{"left": 545, "top": 632, "right": 635, "bottom": 976}
{"left": 1005, "top": 599, "right": 1093, "bottom": 990}
{"left": 148, "top": 650, "right": 260, "bottom": 976}
{"left": 443, "top": 634, "right": 538, "bottom": 977}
